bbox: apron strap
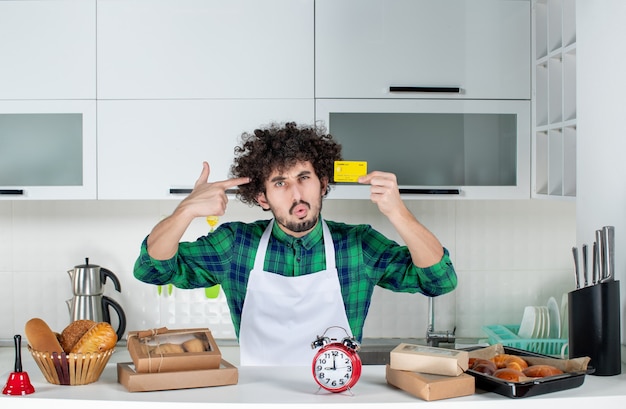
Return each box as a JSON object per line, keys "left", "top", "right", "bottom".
{"left": 253, "top": 220, "right": 274, "bottom": 271}
{"left": 321, "top": 220, "right": 336, "bottom": 270}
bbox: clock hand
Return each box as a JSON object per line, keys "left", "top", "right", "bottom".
{"left": 324, "top": 357, "right": 337, "bottom": 371}
{"left": 324, "top": 356, "right": 338, "bottom": 371}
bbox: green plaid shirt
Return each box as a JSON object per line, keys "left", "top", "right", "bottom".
{"left": 134, "top": 218, "right": 457, "bottom": 341}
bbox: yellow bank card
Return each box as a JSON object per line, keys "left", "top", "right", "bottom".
{"left": 334, "top": 161, "right": 367, "bottom": 182}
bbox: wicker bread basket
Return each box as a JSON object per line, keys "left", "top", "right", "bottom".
{"left": 28, "top": 345, "right": 114, "bottom": 385}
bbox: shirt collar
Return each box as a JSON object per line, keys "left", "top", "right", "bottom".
{"left": 270, "top": 218, "right": 324, "bottom": 250}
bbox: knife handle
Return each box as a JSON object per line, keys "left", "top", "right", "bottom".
{"left": 592, "top": 241, "right": 599, "bottom": 284}
{"left": 572, "top": 246, "right": 580, "bottom": 289}
{"left": 595, "top": 230, "right": 605, "bottom": 281}
{"left": 582, "top": 244, "right": 588, "bottom": 287}
{"left": 601, "top": 226, "right": 615, "bottom": 282}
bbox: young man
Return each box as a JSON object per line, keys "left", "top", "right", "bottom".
{"left": 134, "top": 122, "right": 457, "bottom": 366}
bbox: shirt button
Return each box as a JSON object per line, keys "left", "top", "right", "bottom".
{"left": 296, "top": 258, "right": 301, "bottom": 262}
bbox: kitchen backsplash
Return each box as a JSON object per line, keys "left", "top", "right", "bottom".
{"left": 0, "top": 198, "right": 576, "bottom": 343}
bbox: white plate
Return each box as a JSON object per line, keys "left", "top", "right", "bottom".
{"left": 533, "top": 306, "right": 550, "bottom": 338}
{"left": 547, "top": 296, "right": 561, "bottom": 338}
{"left": 532, "top": 306, "right": 544, "bottom": 338}
{"left": 518, "top": 306, "right": 537, "bottom": 339}
{"left": 537, "top": 306, "right": 549, "bottom": 338}
{"left": 560, "top": 293, "right": 569, "bottom": 339}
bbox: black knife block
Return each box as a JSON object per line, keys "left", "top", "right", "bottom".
{"left": 568, "top": 280, "right": 621, "bottom": 376}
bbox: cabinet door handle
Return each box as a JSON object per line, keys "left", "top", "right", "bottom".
{"left": 0, "top": 189, "right": 24, "bottom": 195}
{"left": 399, "top": 188, "right": 460, "bottom": 195}
{"left": 169, "top": 188, "right": 192, "bottom": 195}
{"left": 389, "top": 86, "right": 461, "bottom": 93}
{"left": 169, "top": 188, "right": 239, "bottom": 195}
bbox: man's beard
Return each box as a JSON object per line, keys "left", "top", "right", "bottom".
{"left": 280, "top": 215, "right": 318, "bottom": 233}
{"left": 275, "top": 200, "right": 321, "bottom": 233}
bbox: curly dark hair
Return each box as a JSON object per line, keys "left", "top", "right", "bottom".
{"left": 230, "top": 122, "right": 342, "bottom": 206}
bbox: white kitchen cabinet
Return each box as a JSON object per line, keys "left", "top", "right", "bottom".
{"left": 0, "top": 0, "right": 96, "bottom": 100}
{"left": 97, "top": 0, "right": 313, "bottom": 100}
{"left": 315, "top": 0, "right": 531, "bottom": 100}
{"left": 317, "top": 99, "right": 531, "bottom": 200}
{"left": 97, "top": 99, "right": 315, "bottom": 200}
{"left": 0, "top": 100, "right": 97, "bottom": 200}
{"left": 532, "top": 0, "right": 576, "bottom": 199}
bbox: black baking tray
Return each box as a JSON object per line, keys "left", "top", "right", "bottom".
{"left": 465, "top": 346, "right": 594, "bottom": 398}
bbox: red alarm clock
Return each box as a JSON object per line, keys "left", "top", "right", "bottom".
{"left": 311, "top": 327, "right": 362, "bottom": 393}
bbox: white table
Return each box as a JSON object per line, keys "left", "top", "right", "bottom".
{"left": 1, "top": 346, "right": 625, "bottom": 408}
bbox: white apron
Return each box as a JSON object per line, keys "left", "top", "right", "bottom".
{"left": 239, "top": 219, "right": 352, "bottom": 366}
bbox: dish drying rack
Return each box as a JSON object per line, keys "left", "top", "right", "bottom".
{"left": 482, "top": 325, "right": 568, "bottom": 357}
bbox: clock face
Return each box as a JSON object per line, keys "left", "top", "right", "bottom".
{"left": 312, "top": 344, "right": 362, "bottom": 392}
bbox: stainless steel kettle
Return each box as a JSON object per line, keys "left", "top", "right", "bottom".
{"left": 66, "top": 295, "right": 126, "bottom": 340}
{"left": 67, "top": 258, "right": 121, "bottom": 295}
{"left": 66, "top": 258, "right": 126, "bottom": 340}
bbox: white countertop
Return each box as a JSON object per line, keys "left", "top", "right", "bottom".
{"left": 1, "top": 345, "right": 625, "bottom": 408}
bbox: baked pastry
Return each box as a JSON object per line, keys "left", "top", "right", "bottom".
{"left": 182, "top": 337, "right": 207, "bottom": 353}
{"left": 473, "top": 362, "right": 497, "bottom": 375}
{"left": 59, "top": 319, "right": 96, "bottom": 353}
{"left": 493, "top": 368, "right": 524, "bottom": 382}
{"left": 491, "top": 354, "right": 509, "bottom": 368}
{"left": 523, "top": 364, "right": 563, "bottom": 378}
{"left": 24, "top": 318, "right": 64, "bottom": 353}
{"left": 503, "top": 355, "right": 529, "bottom": 371}
{"left": 470, "top": 358, "right": 497, "bottom": 374}
{"left": 70, "top": 322, "right": 117, "bottom": 353}
{"left": 150, "top": 343, "right": 185, "bottom": 354}
{"left": 491, "top": 354, "right": 529, "bottom": 370}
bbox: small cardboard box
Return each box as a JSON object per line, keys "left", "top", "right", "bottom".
{"left": 127, "top": 327, "right": 221, "bottom": 373}
{"left": 117, "top": 359, "right": 238, "bottom": 392}
{"left": 390, "top": 343, "right": 469, "bottom": 376}
{"left": 386, "top": 365, "right": 475, "bottom": 401}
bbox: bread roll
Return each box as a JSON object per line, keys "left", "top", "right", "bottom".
{"left": 150, "top": 343, "right": 185, "bottom": 354}
{"left": 473, "top": 362, "right": 497, "bottom": 376}
{"left": 490, "top": 354, "right": 509, "bottom": 368}
{"left": 182, "top": 337, "right": 207, "bottom": 353}
{"left": 60, "top": 319, "right": 96, "bottom": 353}
{"left": 523, "top": 364, "right": 563, "bottom": 378}
{"left": 493, "top": 368, "right": 524, "bottom": 382}
{"left": 491, "top": 354, "right": 529, "bottom": 370}
{"left": 70, "top": 322, "right": 117, "bottom": 353}
{"left": 503, "top": 355, "right": 529, "bottom": 371}
{"left": 470, "top": 358, "right": 497, "bottom": 374}
{"left": 24, "top": 318, "right": 64, "bottom": 353}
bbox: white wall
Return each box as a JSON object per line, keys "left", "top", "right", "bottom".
{"left": 0, "top": 198, "right": 576, "bottom": 343}
{"left": 577, "top": 1, "right": 626, "bottom": 344}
